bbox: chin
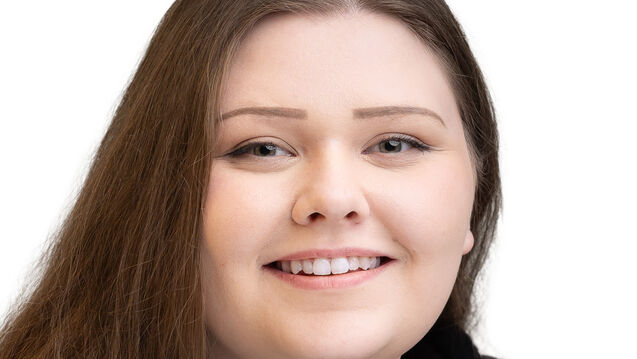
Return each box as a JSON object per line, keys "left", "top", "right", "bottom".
{"left": 268, "top": 315, "right": 404, "bottom": 359}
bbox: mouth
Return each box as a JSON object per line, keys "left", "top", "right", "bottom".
{"left": 265, "top": 256, "right": 394, "bottom": 276}
{"left": 263, "top": 255, "right": 395, "bottom": 290}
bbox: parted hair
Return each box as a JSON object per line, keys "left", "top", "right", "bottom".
{"left": 0, "top": 1, "right": 500, "bottom": 358}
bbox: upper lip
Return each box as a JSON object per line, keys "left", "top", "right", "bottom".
{"left": 268, "top": 247, "right": 394, "bottom": 263}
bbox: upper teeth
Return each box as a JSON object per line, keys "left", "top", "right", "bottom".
{"left": 275, "top": 256, "right": 382, "bottom": 275}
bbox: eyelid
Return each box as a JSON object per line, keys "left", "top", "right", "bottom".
{"left": 363, "top": 133, "right": 430, "bottom": 154}
{"left": 225, "top": 138, "right": 294, "bottom": 158}
{"left": 224, "top": 133, "right": 431, "bottom": 159}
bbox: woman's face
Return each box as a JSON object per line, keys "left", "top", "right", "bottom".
{"left": 201, "top": 11, "right": 476, "bottom": 359}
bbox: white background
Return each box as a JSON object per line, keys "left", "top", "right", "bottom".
{"left": 1, "top": 1, "right": 635, "bottom": 358}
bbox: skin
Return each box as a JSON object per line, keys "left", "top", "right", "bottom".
{"left": 201, "top": 10, "right": 476, "bottom": 359}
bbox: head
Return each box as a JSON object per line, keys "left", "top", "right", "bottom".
{"left": 0, "top": 1, "right": 499, "bottom": 358}
{"left": 202, "top": 6, "right": 491, "bottom": 358}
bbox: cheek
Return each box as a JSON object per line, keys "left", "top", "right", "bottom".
{"left": 201, "top": 165, "right": 287, "bottom": 349}
{"left": 369, "top": 154, "right": 474, "bottom": 327}
{"left": 201, "top": 165, "right": 264, "bottom": 303}
{"left": 372, "top": 154, "right": 474, "bottom": 263}
{"left": 202, "top": 164, "right": 291, "bottom": 261}
{"left": 200, "top": 162, "right": 298, "bottom": 306}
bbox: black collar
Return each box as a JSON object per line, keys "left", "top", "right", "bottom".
{"left": 401, "top": 322, "right": 491, "bottom": 359}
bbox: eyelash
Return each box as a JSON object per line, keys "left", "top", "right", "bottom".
{"left": 225, "top": 134, "right": 431, "bottom": 159}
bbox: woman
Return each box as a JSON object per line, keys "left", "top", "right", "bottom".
{"left": 0, "top": 1, "right": 500, "bottom": 358}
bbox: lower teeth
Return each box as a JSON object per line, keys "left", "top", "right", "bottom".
{"left": 296, "top": 268, "right": 363, "bottom": 276}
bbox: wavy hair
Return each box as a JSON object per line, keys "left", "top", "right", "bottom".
{"left": 0, "top": 1, "right": 500, "bottom": 357}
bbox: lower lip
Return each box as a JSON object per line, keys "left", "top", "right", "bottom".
{"left": 263, "top": 259, "right": 395, "bottom": 290}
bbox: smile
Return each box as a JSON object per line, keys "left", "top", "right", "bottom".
{"left": 264, "top": 256, "right": 395, "bottom": 290}
{"left": 269, "top": 256, "right": 385, "bottom": 275}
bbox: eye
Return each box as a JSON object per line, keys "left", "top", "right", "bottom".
{"left": 224, "top": 134, "right": 430, "bottom": 159}
{"left": 225, "top": 141, "right": 293, "bottom": 159}
{"left": 364, "top": 134, "right": 431, "bottom": 155}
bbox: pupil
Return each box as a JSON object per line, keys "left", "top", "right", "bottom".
{"left": 256, "top": 144, "right": 276, "bottom": 156}
{"left": 383, "top": 140, "right": 401, "bottom": 152}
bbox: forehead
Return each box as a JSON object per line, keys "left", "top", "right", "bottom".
{"left": 221, "top": 11, "right": 460, "bottom": 130}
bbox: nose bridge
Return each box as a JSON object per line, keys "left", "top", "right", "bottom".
{"left": 291, "top": 141, "right": 370, "bottom": 226}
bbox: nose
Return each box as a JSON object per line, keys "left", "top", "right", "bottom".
{"left": 291, "top": 145, "right": 370, "bottom": 227}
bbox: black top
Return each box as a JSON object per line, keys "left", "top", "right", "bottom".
{"left": 402, "top": 322, "right": 496, "bottom": 359}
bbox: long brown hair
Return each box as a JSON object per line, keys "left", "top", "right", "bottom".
{"left": 0, "top": 1, "right": 500, "bottom": 357}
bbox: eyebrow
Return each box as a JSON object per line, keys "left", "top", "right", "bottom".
{"left": 221, "top": 105, "right": 446, "bottom": 127}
